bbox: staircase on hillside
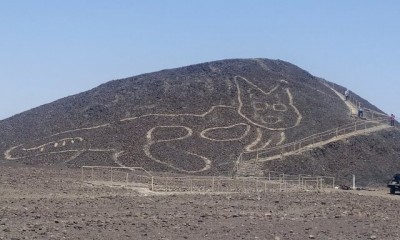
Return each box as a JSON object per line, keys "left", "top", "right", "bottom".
{"left": 233, "top": 154, "right": 264, "bottom": 177}
{"left": 235, "top": 84, "right": 391, "bottom": 178}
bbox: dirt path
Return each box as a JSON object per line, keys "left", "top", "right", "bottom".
{"left": 259, "top": 124, "right": 390, "bottom": 162}
{"left": 329, "top": 86, "right": 358, "bottom": 115}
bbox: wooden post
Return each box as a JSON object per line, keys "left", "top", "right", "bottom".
{"left": 256, "top": 149, "right": 259, "bottom": 163}
{"left": 255, "top": 180, "right": 258, "bottom": 192}
{"left": 298, "top": 175, "right": 301, "bottom": 188}
{"left": 91, "top": 167, "right": 94, "bottom": 179}
{"left": 81, "top": 167, "right": 84, "bottom": 182}
{"left": 264, "top": 181, "right": 267, "bottom": 193}
{"left": 236, "top": 178, "right": 239, "bottom": 193}
{"left": 151, "top": 176, "right": 154, "bottom": 191}
{"left": 354, "top": 122, "right": 357, "bottom": 131}
{"left": 268, "top": 172, "right": 271, "bottom": 181}
{"left": 110, "top": 168, "right": 113, "bottom": 182}
{"left": 126, "top": 172, "right": 129, "bottom": 184}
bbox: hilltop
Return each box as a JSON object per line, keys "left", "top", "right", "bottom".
{"left": 0, "top": 58, "right": 397, "bottom": 184}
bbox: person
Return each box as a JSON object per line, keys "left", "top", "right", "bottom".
{"left": 390, "top": 114, "right": 395, "bottom": 126}
{"left": 344, "top": 89, "right": 349, "bottom": 101}
{"left": 358, "top": 105, "right": 364, "bottom": 118}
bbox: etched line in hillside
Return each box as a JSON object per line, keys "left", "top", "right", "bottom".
{"left": 245, "top": 128, "right": 262, "bottom": 152}
{"left": 120, "top": 105, "right": 235, "bottom": 122}
{"left": 200, "top": 123, "right": 251, "bottom": 142}
{"left": 4, "top": 145, "right": 21, "bottom": 160}
{"left": 144, "top": 126, "right": 211, "bottom": 173}
{"left": 22, "top": 137, "right": 83, "bottom": 151}
{"left": 144, "top": 125, "right": 211, "bottom": 173}
{"left": 286, "top": 89, "right": 303, "bottom": 127}
{"left": 276, "top": 132, "right": 286, "bottom": 145}
{"left": 254, "top": 58, "right": 271, "bottom": 72}
{"left": 63, "top": 151, "right": 84, "bottom": 164}
{"left": 235, "top": 76, "right": 302, "bottom": 130}
{"left": 49, "top": 124, "right": 112, "bottom": 137}
{"left": 5, "top": 75, "right": 302, "bottom": 173}
{"left": 112, "top": 151, "right": 126, "bottom": 168}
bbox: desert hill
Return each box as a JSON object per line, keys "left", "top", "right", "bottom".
{"left": 0, "top": 58, "right": 397, "bottom": 184}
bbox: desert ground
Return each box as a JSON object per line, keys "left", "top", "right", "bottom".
{"left": 1, "top": 163, "right": 400, "bottom": 240}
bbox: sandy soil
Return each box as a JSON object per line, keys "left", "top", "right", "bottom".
{"left": 1, "top": 164, "right": 400, "bottom": 240}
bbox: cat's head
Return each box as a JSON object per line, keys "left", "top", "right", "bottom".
{"left": 235, "top": 76, "right": 302, "bottom": 130}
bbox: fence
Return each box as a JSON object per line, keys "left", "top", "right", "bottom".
{"left": 81, "top": 166, "right": 335, "bottom": 193}
{"left": 321, "top": 78, "right": 389, "bottom": 121}
{"left": 252, "top": 117, "right": 388, "bottom": 160}
{"left": 81, "top": 166, "right": 153, "bottom": 188}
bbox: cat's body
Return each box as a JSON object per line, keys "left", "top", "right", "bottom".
{"left": 5, "top": 76, "right": 302, "bottom": 173}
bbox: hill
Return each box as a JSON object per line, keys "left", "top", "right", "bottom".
{"left": 0, "top": 58, "right": 397, "bottom": 184}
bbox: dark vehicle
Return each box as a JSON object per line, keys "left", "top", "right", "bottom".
{"left": 387, "top": 174, "right": 400, "bottom": 194}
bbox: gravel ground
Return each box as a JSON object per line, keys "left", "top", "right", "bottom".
{"left": 1, "top": 165, "right": 399, "bottom": 240}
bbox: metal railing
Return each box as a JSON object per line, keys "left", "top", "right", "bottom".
{"left": 81, "top": 166, "right": 153, "bottom": 187}
{"left": 81, "top": 167, "right": 335, "bottom": 193}
{"left": 252, "top": 117, "right": 388, "bottom": 161}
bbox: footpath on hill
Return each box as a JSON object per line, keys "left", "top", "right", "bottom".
{"left": 260, "top": 82, "right": 391, "bottom": 161}
{"left": 236, "top": 82, "right": 394, "bottom": 179}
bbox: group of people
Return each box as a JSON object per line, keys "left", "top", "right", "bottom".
{"left": 345, "top": 89, "right": 396, "bottom": 126}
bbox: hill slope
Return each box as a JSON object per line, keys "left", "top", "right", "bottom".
{"left": 0, "top": 58, "right": 394, "bottom": 180}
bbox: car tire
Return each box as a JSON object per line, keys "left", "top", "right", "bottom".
{"left": 390, "top": 187, "right": 396, "bottom": 194}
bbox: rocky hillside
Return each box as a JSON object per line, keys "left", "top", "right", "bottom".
{"left": 0, "top": 58, "right": 395, "bottom": 182}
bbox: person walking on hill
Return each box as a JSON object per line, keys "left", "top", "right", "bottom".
{"left": 345, "top": 89, "right": 349, "bottom": 101}
{"left": 390, "top": 114, "right": 395, "bottom": 126}
{"left": 358, "top": 105, "right": 364, "bottom": 118}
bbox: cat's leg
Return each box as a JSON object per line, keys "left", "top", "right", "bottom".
{"left": 144, "top": 125, "right": 212, "bottom": 173}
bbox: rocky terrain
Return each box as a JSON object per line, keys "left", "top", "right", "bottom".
{"left": 1, "top": 58, "right": 400, "bottom": 240}
{"left": 0, "top": 58, "right": 396, "bottom": 183}
{"left": 1, "top": 164, "right": 400, "bottom": 240}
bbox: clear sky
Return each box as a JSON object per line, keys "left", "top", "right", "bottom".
{"left": 0, "top": 0, "right": 399, "bottom": 120}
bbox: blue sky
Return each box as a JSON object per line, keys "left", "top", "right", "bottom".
{"left": 0, "top": 0, "right": 399, "bottom": 120}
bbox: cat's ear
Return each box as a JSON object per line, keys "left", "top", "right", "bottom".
{"left": 236, "top": 76, "right": 284, "bottom": 100}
